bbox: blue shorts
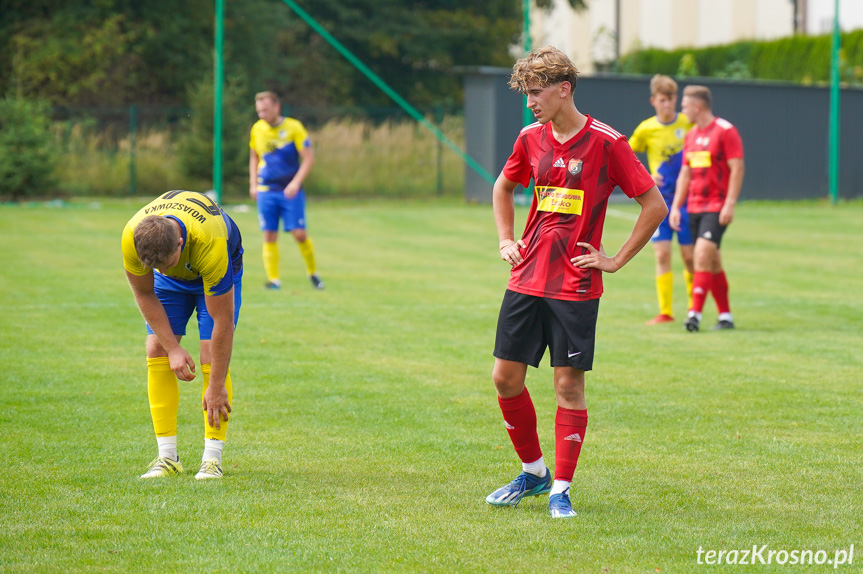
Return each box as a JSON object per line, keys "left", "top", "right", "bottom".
{"left": 146, "top": 271, "right": 243, "bottom": 340}
{"left": 257, "top": 190, "right": 307, "bottom": 232}
{"left": 652, "top": 205, "right": 693, "bottom": 245}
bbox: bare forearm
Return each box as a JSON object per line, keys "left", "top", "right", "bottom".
{"left": 492, "top": 174, "right": 518, "bottom": 243}
{"left": 290, "top": 149, "right": 315, "bottom": 188}
{"left": 249, "top": 157, "right": 258, "bottom": 189}
{"left": 207, "top": 323, "right": 233, "bottom": 388}
{"left": 725, "top": 162, "right": 744, "bottom": 206}
{"left": 672, "top": 168, "right": 690, "bottom": 211}
{"left": 134, "top": 291, "right": 179, "bottom": 352}
{"left": 612, "top": 188, "right": 668, "bottom": 270}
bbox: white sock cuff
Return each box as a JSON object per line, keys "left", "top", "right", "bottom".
{"left": 522, "top": 457, "right": 546, "bottom": 477}
{"left": 550, "top": 480, "right": 571, "bottom": 496}
{"left": 203, "top": 439, "right": 224, "bottom": 463}
{"left": 156, "top": 436, "right": 178, "bottom": 460}
{"left": 204, "top": 438, "right": 224, "bottom": 452}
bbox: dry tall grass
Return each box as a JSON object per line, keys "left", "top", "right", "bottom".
{"left": 55, "top": 116, "right": 465, "bottom": 199}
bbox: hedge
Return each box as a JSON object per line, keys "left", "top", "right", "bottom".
{"left": 615, "top": 30, "right": 863, "bottom": 85}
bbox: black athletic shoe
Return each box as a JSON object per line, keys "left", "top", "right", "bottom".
{"left": 684, "top": 315, "right": 700, "bottom": 332}
{"left": 309, "top": 274, "right": 325, "bottom": 290}
{"left": 712, "top": 319, "right": 735, "bottom": 330}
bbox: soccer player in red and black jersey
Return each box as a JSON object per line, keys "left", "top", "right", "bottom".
{"left": 485, "top": 46, "right": 668, "bottom": 518}
{"left": 669, "top": 85, "right": 744, "bottom": 332}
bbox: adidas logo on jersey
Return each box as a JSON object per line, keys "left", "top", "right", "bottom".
{"left": 505, "top": 421, "right": 515, "bottom": 430}
{"left": 553, "top": 158, "right": 566, "bottom": 168}
{"left": 564, "top": 433, "right": 582, "bottom": 442}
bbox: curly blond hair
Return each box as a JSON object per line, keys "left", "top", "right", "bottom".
{"left": 508, "top": 46, "right": 579, "bottom": 94}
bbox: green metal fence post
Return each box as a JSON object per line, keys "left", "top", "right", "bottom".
{"left": 129, "top": 104, "right": 137, "bottom": 196}
{"left": 828, "top": 0, "right": 841, "bottom": 205}
{"left": 435, "top": 105, "right": 444, "bottom": 196}
{"left": 213, "top": 0, "right": 224, "bottom": 204}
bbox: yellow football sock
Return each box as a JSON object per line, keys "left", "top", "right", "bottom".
{"left": 684, "top": 270, "right": 694, "bottom": 310}
{"left": 656, "top": 271, "right": 673, "bottom": 317}
{"left": 297, "top": 238, "right": 317, "bottom": 276}
{"left": 263, "top": 241, "right": 279, "bottom": 282}
{"left": 147, "top": 357, "right": 179, "bottom": 437}
{"left": 201, "top": 364, "right": 232, "bottom": 441}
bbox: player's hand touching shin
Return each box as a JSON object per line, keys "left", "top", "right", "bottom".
{"left": 201, "top": 288, "right": 234, "bottom": 430}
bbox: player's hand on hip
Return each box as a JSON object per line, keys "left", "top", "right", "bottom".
{"left": 202, "top": 384, "right": 231, "bottom": 430}
{"left": 572, "top": 242, "right": 618, "bottom": 272}
{"left": 168, "top": 347, "right": 196, "bottom": 381}
{"left": 499, "top": 239, "right": 526, "bottom": 267}
{"left": 284, "top": 181, "right": 300, "bottom": 199}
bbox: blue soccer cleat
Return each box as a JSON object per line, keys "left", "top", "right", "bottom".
{"left": 549, "top": 488, "right": 578, "bottom": 518}
{"left": 486, "top": 468, "right": 552, "bottom": 507}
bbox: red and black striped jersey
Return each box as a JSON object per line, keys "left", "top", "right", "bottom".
{"left": 502, "top": 115, "right": 654, "bottom": 301}
{"left": 682, "top": 117, "right": 744, "bottom": 214}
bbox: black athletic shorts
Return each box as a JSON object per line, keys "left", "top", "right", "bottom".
{"left": 493, "top": 289, "right": 599, "bottom": 371}
{"left": 689, "top": 211, "right": 727, "bottom": 247}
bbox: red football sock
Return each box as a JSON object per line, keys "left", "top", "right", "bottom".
{"left": 712, "top": 271, "right": 731, "bottom": 314}
{"left": 691, "top": 271, "right": 713, "bottom": 313}
{"left": 554, "top": 407, "right": 588, "bottom": 481}
{"left": 498, "top": 387, "right": 542, "bottom": 464}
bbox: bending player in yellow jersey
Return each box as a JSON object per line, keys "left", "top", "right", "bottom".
{"left": 122, "top": 190, "right": 244, "bottom": 480}
{"left": 629, "top": 75, "right": 695, "bottom": 324}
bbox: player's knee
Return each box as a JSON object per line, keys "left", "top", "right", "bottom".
{"left": 554, "top": 373, "right": 585, "bottom": 403}
{"left": 492, "top": 366, "right": 525, "bottom": 397}
{"left": 146, "top": 336, "right": 168, "bottom": 358}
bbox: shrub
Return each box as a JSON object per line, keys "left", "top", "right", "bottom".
{"left": 0, "top": 97, "right": 59, "bottom": 201}
{"left": 615, "top": 30, "right": 863, "bottom": 86}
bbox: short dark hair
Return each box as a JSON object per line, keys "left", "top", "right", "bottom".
{"left": 133, "top": 216, "right": 177, "bottom": 269}
{"left": 683, "top": 85, "right": 712, "bottom": 110}
{"left": 255, "top": 91, "right": 280, "bottom": 105}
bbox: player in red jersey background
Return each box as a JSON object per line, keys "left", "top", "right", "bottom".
{"left": 669, "top": 85, "right": 744, "bottom": 332}
{"left": 485, "top": 46, "right": 667, "bottom": 518}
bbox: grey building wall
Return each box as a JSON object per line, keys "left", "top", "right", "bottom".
{"left": 462, "top": 68, "right": 525, "bottom": 203}
{"left": 463, "top": 70, "right": 863, "bottom": 202}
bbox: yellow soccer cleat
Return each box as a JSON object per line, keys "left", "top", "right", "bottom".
{"left": 195, "top": 458, "right": 223, "bottom": 480}
{"left": 140, "top": 456, "right": 183, "bottom": 479}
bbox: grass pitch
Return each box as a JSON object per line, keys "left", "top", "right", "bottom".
{"left": 0, "top": 197, "right": 861, "bottom": 573}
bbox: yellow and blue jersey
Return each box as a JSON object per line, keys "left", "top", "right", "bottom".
{"left": 629, "top": 114, "right": 693, "bottom": 201}
{"left": 249, "top": 117, "right": 311, "bottom": 192}
{"left": 122, "top": 191, "right": 243, "bottom": 297}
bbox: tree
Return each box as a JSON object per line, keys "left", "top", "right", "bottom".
{"left": 176, "top": 76, "right": 250, "bottom": 191}
{"left": 0, "top": 0, "right": 534, "bottom": 109}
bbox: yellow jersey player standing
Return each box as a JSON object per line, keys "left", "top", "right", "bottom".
{"left": 122, "top": 190, "right": 244, "bottom": 480}
{"left": 249, "top": 91, "right": 323, "bottom": 290}
{"left": 629, "top": 75, "right": 695, "bottom": 325}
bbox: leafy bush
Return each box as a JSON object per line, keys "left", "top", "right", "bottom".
{"left": 0, "top": 97, "right": 59, "bottom": 201}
